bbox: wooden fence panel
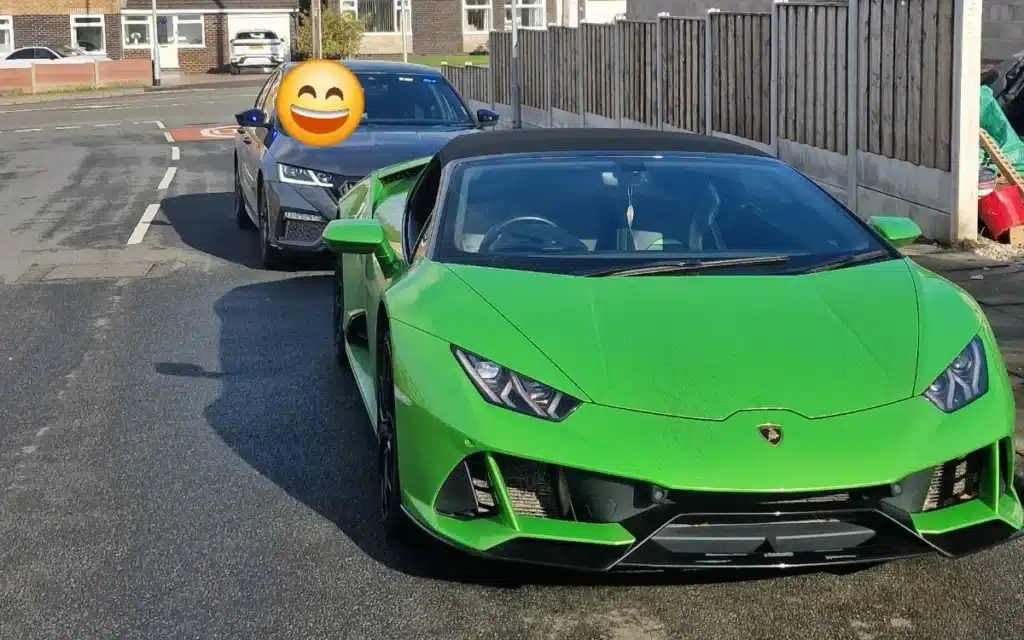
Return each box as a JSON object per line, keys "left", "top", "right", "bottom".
{"left": 621, "top": 20, "right": 656, "bottom": 126}
{"left": 710, "top": 12, "right": 771, "bottom": 144}
{"left": 660, "top": 17, "right": 705, "bottom": 133}
{"left": 856, "top": 0, "right": 953, "bottom": 171}
{"left": 550, "top": 26, "right": 578, "bottom": 113}
{"left": 777, "top": 2, "right": 848, "bottom": 154}
{"left": 489, "top": 30, "right": 511, "bottom": 106}
{"left": 582, "top": 23, "right": 614, "bottom": 119}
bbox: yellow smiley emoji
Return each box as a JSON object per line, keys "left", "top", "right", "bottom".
{"left": 277, "top": 60, "right": 365, "bottom": 147}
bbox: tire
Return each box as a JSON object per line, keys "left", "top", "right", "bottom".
{"left": 234, "top": 164, "right": 255, "bottom": 230}
{"left": 259, "top": 184, "right": 285, "bottom": 270}
{"left": 229, "top": 65, "right": 240, "bottom": 75}
{"left": 333, "top": 265, "right": 350, "bottom": 371}
{"left": 376, "top": 324, "right": 416, "bottom": 542}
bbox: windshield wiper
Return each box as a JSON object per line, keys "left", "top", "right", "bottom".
{"left": 584, "top": 255, "right": 790, "bottom": 277}
{"left": 804, "top": 250, "right": 891, "bottom": 274}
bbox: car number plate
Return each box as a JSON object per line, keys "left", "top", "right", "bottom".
{"left": 249, "top": 45, "right": 267, "bottom": 50}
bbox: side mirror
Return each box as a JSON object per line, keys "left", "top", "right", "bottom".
{"left": 477, "top": 108, "right": 499, "bottom": 127}
{"left": 235, "top": 108, "right": 269, "bottom": 128}
{"left": 323, "top": 219, "right": 401, "bottom": 276}
{"left": 868, "top": 215, "right": 921, "bottom": 248}
{"left": 323, "top": 219, "right": 385, "bottom": 255}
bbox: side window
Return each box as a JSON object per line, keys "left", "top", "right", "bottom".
{"left": 37, "top": 48, "right": 58, "bottom": 60}
{"left": 376, "top": 190, "right": 409, "bottom": 262}
{"left": 338, "top": 179, "right": 371, "bottom": 220}
{"left": 254, "top": 70, "right": 279, "bottom": 110}
{"left": 261, "top": 71, "right": 283, "bottom": 116}
{"left": 5, "top": 49, "right": 32, "bottom": 59}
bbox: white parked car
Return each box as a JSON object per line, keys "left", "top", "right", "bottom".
{"left": 0, "top": 46, "right": 110, "bottom": 68}
{"left": 229, "top": 30, "right": 287, "bottom": 74}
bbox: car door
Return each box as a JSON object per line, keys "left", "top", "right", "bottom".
{"left": 238, "top": 68, "right": 281, "bottom": 207}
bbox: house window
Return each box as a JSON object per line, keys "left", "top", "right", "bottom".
{"left": 463, "top": 0, "right": 491, "bottom": 33}
{"left": 71, "top": 15, "right": 106, "bottom": 53}
{"left": 359, "top": 0, "right": 411, "bottom": 34}
{"left": 504, "top": 0, "right": 545, "bottom": 29}
{"left": 340, "top": 0, "right": 357, "bottom": 18}
{"left": 0, "top": 17, "right": 12, "bottom": 55}
{"left": 122, "top": 15, "right": 152, "bottom": 48}
{"left": 176, "top": 14, "right": 204, "bottom": 47}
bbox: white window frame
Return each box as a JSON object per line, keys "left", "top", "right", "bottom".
{"left": 0, "top": 16, "right": 13, "bottom": 55}
{"left": 462, "top": 0, "right": 491, "bottom": 34}
{"left": 70, "top": 14, "right": 106, "bottom": 54}
{"left": 357, "top": 0, "right": 413, "bottom": 36}
{"left": 121, "top": 15, "right": 152, "bottom": 50}
{"left": 174, "top": 13, "right": 205, "bottom": 49}
{"left": 504, "top": 0, "right": 545, "bottom": 30}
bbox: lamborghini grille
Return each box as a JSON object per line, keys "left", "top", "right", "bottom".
{"left": 494, "top": 455, "right": 560, "bottom": 519}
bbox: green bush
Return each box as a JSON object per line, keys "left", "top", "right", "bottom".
{"left": 295, "top": 10, "right": 364, "bottom": 60}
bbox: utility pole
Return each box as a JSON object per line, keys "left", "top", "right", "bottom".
{"left": 510, "top": 0, "right": 521, "bottom": 128}
{"left": 150, "top": 0, "right": 161, "bottom": 86}
{"left": 311, "top": 0, "right": 323, "bottom": 58}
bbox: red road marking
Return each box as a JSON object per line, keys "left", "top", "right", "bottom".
{"left": 166, "top": 124, "right": 237, "bottom": 142}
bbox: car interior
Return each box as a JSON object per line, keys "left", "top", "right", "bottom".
{"left": 446, "top": 161, "right": 867, "bottom": 257}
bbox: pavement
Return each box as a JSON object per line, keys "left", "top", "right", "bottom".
{"left": 2, "top": 90, "right": 1024, "bottom": 640}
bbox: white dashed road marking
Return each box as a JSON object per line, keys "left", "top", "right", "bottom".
{"left": 157, "top": 166, "right": 176, "bottom": 190}
{"left": 13, "top": 128, "right": 41, "bottom": 132}
{"left": 54, "top": 125, "right": 80, "bottom": 130}
{"left": 93, "top": 122, "right": 120, "bottom": 127}
{"left": 164, "top": 131, "right": 174, "bottom": 142}
{"left": 152, "top": 120, "right": 165, "bottom": 129}
{"left": 171, "top": 146, "right": 180, "bottom": 161}
{"left": 126, "top": 203, "right": 161, "bottom": 245}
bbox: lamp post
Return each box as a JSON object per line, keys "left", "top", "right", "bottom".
{"left": 150, "top": 0, "right": 161, "bottom": 86}
{"left": 510, "top": 0, "right": 521, "bottom": 128}
{"left": 399, "top": 0, "right": 408, "bottom": 63}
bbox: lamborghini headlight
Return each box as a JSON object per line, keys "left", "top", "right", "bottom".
{"left": 278, "top": 163, "right": 335, "bottom": 187}
{"left": 453, "top": 346, "right": 581, "bottom": 422}
{"left": 923, "top": 336, "right": 988, "bottom": 413}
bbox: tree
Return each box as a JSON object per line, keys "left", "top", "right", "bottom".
{"left": 295, "top": 10, "right": 365, "bottom": 60}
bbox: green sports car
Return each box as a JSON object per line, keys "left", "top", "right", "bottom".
{"left": 322, "top": 127, "right": 1023, "bottom": 571}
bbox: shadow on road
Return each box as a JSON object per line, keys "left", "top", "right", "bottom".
{"left": 153, "top": 275, "right": 849, "bottom": 588}
{"left": 158, "top": 192, "right": 330, "bottom": 271}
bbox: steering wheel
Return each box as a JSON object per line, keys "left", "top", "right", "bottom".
{"left": 477, "top": 216, "right": 586, "bottom": 253}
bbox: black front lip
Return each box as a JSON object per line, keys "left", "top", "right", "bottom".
{"left": 265, "top": 180, "right": 333, "bottom": 254}
{"left": 400, "top": 504, "right": 1023, "bottom": 573}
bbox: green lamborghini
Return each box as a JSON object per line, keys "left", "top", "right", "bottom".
{"left": 321, "top": 127, "right": 1023, "bottom": 571}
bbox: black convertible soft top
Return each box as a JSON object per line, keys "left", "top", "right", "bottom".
{"left": 436, "top": 127, "right": 771, "bottom": 165}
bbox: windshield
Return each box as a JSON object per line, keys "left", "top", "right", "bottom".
{"left": 355, "top": 72, "right": 473, "bottom": 126}
{"left": 434, "top": 153, "right": 891, "bottom": 275}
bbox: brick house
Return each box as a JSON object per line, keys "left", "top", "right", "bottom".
{"left": 336, "top": 0, "right": 559, "bottom": 56}
{"left": 119, "top": 0, "right": 300, "bottom": 73}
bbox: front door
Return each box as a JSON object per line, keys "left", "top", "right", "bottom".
{"left": 156, "top": 16, "right": 179, "bottom": 69}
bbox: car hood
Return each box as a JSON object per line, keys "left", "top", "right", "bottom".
{"left": 444, "top": 259, "right": 926, "bottom": 420}
{"left": 272, "top": 126, "right": 476, "bottom": 176}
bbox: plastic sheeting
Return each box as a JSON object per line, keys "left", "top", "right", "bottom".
{"left": 980, "top": 84, "right": 1024, "bottom": 176}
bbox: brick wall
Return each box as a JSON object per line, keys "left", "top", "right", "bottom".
{"left": 122, "top": 12, "right": 231, "bottom": 72}
{"left": 12, "top": 14, "right": 122, "bottom": 58}
{"left": 626, "top": 0, "right": 1024, "bottom": 64}
{"left": 411, "top": 0, "right": 462, "bottom": 55}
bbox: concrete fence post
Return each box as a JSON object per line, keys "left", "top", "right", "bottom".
{"left": 93, "top": 61, "right": 101, "bottom": 87}
{"left": 577, "top": 21, "right": 586, "bottom": 127}
{"left": 29, "top": 63, "right": 36, "bottom": 94}
{"left": 545, "top": 25, "right": 554, "bottom": 127}
{"left": 613, "top": 15, "right": 624, "bottom": 128}
{"left": 656, "top": 12, "right": 668, "bottom": 131}
{"left": 704, "top": 9, "right": 717, "bottom": 135}
{"left": 949, "top": 0, "right": 982, "bottom": 242}
{"left": 845, "top": 0, "right": 860, "bottom": 213}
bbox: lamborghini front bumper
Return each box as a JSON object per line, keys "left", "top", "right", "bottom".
{"left": 388, "top": 322, "right": 1024, "bottom": 571}
{"left": 402, "top": 444, "right": 1023, "bottom": 571}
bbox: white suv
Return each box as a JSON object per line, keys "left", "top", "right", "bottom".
{"left": 229, "top": 30, "right": 286, "bottom": 74}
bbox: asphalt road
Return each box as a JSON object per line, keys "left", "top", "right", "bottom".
{"left": 2, "top": 88, "right": 1024, "bottom": 640}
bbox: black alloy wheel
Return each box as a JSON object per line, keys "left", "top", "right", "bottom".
{"left": 259, "top": 186, "right": 284, "bottom": 270}
{"left": 376, "top": 327, "right": 413, "bottom": 540}
{"left": 333, "top": 266, "right": 349, "bottom": 371}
